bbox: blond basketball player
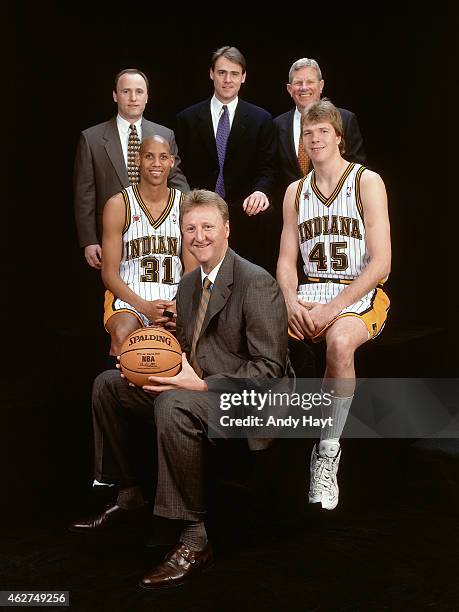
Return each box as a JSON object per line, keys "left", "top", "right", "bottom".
{"left": 102, "top": 136, "right": 196, "bottom": 358}
{"left": 276, "top": 99, "right": 391, "bottom": 509}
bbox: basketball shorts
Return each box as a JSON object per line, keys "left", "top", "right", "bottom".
{"left": 103, "top": 290, "right": 149, "bottom": 330}
{"left": 296, "top": 282, "right": 390, "bottom": 342}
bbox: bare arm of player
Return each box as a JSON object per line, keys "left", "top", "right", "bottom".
{"left": 101, "top": 194, "right": 175, "bottom": 324}
{"left": 276, "top": 182, "right": 316, "bottom": 339}
{"left": 143, "top": 353, "right": 207, "bottom": 393}
{"left": 242, "top": 191, "right": 270, "bottom": 216}
{"left": 307, "top": 170, "right": 391, "bottom": 333}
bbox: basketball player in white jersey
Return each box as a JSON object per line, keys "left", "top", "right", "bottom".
{"left": 102, "top": 136, "right": 196, "bottom": 360}
{"left": 277, "top": 99, "right": 391, "bottom": 509}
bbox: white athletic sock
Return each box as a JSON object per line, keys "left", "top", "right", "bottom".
{"left": 321, "top": 394, "right": 353, "bottom": 442}
{"left": 318, "top": 439, "right": 340, "bottom": 457}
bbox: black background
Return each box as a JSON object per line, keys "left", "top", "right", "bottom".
{"left": 10, "top": 3, "right": 456, "bottom": 366}
{"left": 4, "top": 4, "right": 459, "bottom": 609}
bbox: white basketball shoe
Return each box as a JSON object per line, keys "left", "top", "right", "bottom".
{"left": 309, "top": 441, "right": 341, "bottom": 510}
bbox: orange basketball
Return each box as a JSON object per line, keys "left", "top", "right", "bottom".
{"left": 119, "top": 326, "right": 182, "bottom": 387}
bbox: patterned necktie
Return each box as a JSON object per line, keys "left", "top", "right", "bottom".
{"left": 127, "top": 124, "right": 140, "bottom": 184}
{"left": 189, "top": 277, "right": 212, "bottom": 377}
{"left": 297, "top": 134, "right": 310, "bottom": 176}
{"left": 215, "top": 105, "right": 230, "bottom": 197}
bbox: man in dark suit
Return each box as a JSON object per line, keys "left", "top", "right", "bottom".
{"left": 176, "top": 47, "right": 277, "bottom": 272}
{"left": 274, "top": 57, "right": 367, "bottom": 198}
{"left": 74, "top": 68, "right": 189, "bottom": 269}
{"left": 70, "top": 189, "right": 292, "bottom": 589}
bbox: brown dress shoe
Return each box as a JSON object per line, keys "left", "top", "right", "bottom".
{"left": 139, "top": 542, "right": 213, "bottom": 589}
{"left": 69, "top": 504, "right": 145, "bottom": 533}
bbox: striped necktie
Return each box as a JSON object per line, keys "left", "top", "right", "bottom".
{"left": 189, "top": 277, "right": 212, "bottom": 377}
{"left": 215, "top": 105, "right": 230, "bottom": 197}
{"left": 127, "top": 124, "right": 140, "bottom": 184}
{"left": 297, "top": 133, "right": 310, "bottom": 176}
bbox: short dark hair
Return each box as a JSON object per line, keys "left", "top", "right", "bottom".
{"left": 211, "top": 46, "right": 246, "bottom": 73}
{"left": 180, "top": 189, "right": 229, "bottom": 227}
{"left": 114, "top": 68, "right": 149, "bottom": 92}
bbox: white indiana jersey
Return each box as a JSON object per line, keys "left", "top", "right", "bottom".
{"left": 119, "top": 184, "right": 184, "bottom": 302}
{"left": 296, "top": 162, "right": 367, "bottom": 281}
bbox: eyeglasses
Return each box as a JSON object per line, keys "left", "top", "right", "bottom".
{"left": 291, "top": 79, "right": 320, "bottom": 87}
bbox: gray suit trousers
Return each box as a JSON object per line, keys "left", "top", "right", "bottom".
{"left": 93, "top": 370, "right": 219, "bottom": 521}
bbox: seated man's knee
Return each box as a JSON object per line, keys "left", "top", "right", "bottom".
{"left": 326, "top": 334, "right": 355, "bottom": 367}
{"left": 92, "top": 370, "right": 122, "bottom": 413}
{"left": 154, "top": 391, "right": 184, "bottom": 428}
{"left": 110, "top": 325, "right": 131, "bottom": 354}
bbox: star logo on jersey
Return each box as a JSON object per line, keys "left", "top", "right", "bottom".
{"left": 133, "top": 214, "right": 140, "bottom": 222}
{"left": 346, "top": 186, "right": 352, "bottom": 197}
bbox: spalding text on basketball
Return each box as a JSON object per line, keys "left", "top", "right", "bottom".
{"left": 128, "top": 333, "right": 172, "bottom": 346}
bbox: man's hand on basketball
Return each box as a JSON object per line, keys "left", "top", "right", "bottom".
{"left": 242, "top": 191, "right": 269, "bottom": 216}
{"left": 288, "top": 299, "right": 318, "bottom": 339}
{"left": 142, "top": 353, "right": 208, "bottom": 393}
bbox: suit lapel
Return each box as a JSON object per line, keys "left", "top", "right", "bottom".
{"left": 198, "top": 249, "right": 234, "bottom": 338}
{"left": 103, "top": 118, "right": 128, "bottom": 185}
{"left": 197, "top": 101, "right": 218, "bottom": 163}
{"left": 283, "top": 109, "right": 302, "bottom": 174}
{"left": 226, "top": 100, "right": 248, "bottom": 160}
{"left": 184, "top": 270, "right": 203, "bottom": 348}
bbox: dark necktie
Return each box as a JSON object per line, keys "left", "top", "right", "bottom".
{"left": 127, "top": 124, "right": 140, "bottom": 184}
{"left": 189, "top": 277, "right": 212, "bottom": 377}
{"left": 215, "top": 105, "right": 230, "bottom": 197}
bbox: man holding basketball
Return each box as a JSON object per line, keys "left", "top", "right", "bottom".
{"left": 102, "top": 135, "right": 196, "bottom": 362}
{"left": 70, "top": 189, "right": 292, "bottom": 590}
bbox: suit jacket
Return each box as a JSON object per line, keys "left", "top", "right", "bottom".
{"left": 274, "top": 107, "right": 367, "bottom": 196}
{"left": 176, "top": 99, "right": 277, "bottom": 268}
{"left": 176, "top": 248, "right": 292, "bottom": 384}
{"left": 74, "top": 117, "right": 190, "bottom": 248}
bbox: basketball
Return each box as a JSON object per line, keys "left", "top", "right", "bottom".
{"left": 119, "top": 326, "right": 182, "bottom": 387}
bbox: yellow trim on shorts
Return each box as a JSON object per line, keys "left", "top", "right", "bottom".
{"left": 311, "top": 287, "right": 390, "bottom": 343}
{"left": 103, "top": 290, "right": 143, "bottom": 330}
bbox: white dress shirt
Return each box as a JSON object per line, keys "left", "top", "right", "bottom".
{"left": 117, "top": 115, "right": 143, "bottom": 166}
{"left": 210, "top": 95, "right": 238, "bottom": 136}
{"left": 293, "top": 107, "right": 302, "bottom": 155}
{"left": 200, "top": 255, "right": 225, "bottom": 286}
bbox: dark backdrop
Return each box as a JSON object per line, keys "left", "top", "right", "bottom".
{"left": 3, "top": 5, "right": 458, "bottom": 607}
{"left": 8, "top": 5, "right": 457, "bottom": 389}
{"left": 11, "top": 5, "right": 455, "bottom": 366}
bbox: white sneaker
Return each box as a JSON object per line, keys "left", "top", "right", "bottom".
{"left": 309, "top": 442, "right": 341, "bottom": 510}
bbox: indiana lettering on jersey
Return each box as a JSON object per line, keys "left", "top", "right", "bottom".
{"left": 129, "top": 332, "right": 172, "bottom": 346}
{"left": 298, "top": 215, "right": 362, "bottom": 243}
{"left": 124, "top": 235, "right": 179, "bottom": 260}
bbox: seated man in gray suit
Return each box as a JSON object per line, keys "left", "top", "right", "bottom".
{"left": 70, "top": 189, "right": 292, "bottom": 589}
{"left": 74, "top": 68, "right": 189, "bottom": 269}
